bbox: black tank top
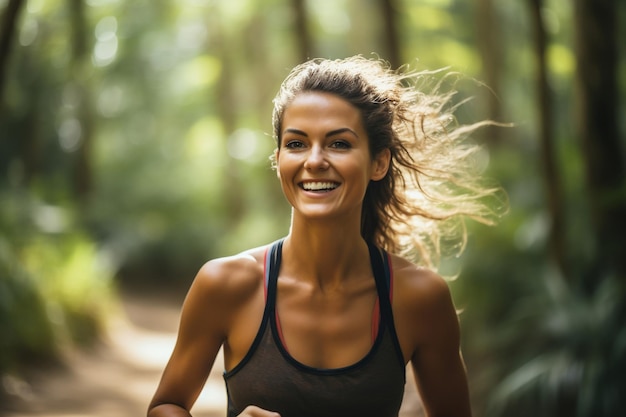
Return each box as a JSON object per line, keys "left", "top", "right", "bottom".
{"left": 223, "top": 239, "right": 406, "bottom": 417}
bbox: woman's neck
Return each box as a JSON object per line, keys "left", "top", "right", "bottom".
{"left": 282, "top": 215, "right": 371, "bottom": 290}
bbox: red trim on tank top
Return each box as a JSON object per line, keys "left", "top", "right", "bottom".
{"left": 371, "top": 300, "right": 380, "bottom": 341}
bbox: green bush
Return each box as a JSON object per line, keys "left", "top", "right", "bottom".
{"left": 21, "top": 234, "right": 117, "bottom": 346}
{"left": 0, "top": 242, "right": 56, "bottom": 372}
{"left": 484, "top": 274, "right": 626, "bottom": 417}
{"left": 0, "top": 193, "right": 117, "bottom": 376}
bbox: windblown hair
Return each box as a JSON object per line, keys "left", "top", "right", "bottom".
{"left": 272, "top": 56, "right": 507, "bottom": 269}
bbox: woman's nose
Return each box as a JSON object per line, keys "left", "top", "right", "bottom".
{"left": 304, "top": 145, "right": 329, "bottom": 170}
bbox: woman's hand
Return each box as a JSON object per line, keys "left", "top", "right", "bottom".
{"left": 237, "top": 405, "right": 281, "bottom": 416}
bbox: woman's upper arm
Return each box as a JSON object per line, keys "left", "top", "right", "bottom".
{"left": 148, "top": 257, "right": 254, "bottom": 415}
{"left": 398, "top": 267, "right": 472, "bottom": 417}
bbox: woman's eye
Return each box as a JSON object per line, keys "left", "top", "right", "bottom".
{"left": 330, "top": 140, "right": 351, "bottom": 149}
{"left": 285, "top": 140, "right": 305, "bottom": 149}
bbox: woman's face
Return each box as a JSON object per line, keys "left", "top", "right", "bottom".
{"left": 275, "top": 91, "right": 389, "bottom": 221}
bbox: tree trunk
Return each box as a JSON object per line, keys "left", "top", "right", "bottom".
{"left": 68, "top": 0, "right": 94, "bottom": 201}
{"left": 212, "top": 8, "right": 245, "bottom": 226}
{"left": 528, "top": 0, "right": 568, "bottom": 278}
{"left": 378, "top": 0, "right": 401, "bottom": 69}
{"left": 573, "top": 0, "right": 625, "bottom": 281}
{"left": 0, "top": 0, "right": 26, "bottom": 111}
{"left": 474, "top": 0, "right": 503, "bottom": 143}
{"left": 291, "top": 0, "right": 313, "bottom": 62}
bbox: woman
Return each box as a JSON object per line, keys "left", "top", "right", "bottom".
{"left": 148, "top": 56, "right": 503, "bottom": 417}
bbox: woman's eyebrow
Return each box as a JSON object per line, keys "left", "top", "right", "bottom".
{"left": 282, "top": 127, "right": 359, "bottom": 138}
{"left": 326, "top": 127, "right": 358, "bottom": 138}
{"left": 283, "top": 128, "right": 307, "bottom": 136}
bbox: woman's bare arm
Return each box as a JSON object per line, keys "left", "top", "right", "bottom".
{"left": 394, "top": 261, "right": 472, "bottom": 417}
{"left": 148, "top": 255, "right": 263, "bottom": 416}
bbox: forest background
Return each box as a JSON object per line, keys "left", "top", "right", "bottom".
{"left": 1, "top": 0, "right": 624, "bottom": 416}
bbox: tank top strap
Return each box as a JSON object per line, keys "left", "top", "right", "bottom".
{"left": 265, "top": 238, "right": 284, "bottom": 313}
{"left": 367, "top": 242, "right": 404, "bottom": 365}
{"left": 366, "top": 242, "right": 392, "bottom": 318}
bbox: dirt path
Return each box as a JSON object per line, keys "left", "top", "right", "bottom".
{"left": 1, "top": 289, "right": 422, "bottom": 417}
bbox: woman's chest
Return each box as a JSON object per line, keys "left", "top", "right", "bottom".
{"left": 275, "top": 284, "right": 378, "bottom": 369}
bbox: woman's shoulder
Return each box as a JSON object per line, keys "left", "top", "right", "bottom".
{"left": 165, "top": 245, "right": 271, "bottom": 362}
{"left": 388, "top": 254, "right": 460, "bottom": 351}
{"left": 198, "top": 245, "right": 266, "bottom": 280}
{"left": 189, "top": 244, "right": 268, "bottom": 305}
{"left": 388, "top": 254, "right": 453, "bottom": 312}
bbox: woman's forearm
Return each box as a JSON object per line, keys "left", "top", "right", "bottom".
{"left": 147, "top": 403, "right": 192, "bottom": 417}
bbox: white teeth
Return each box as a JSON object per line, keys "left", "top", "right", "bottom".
{"left": 301, "top": 182, "right": 338, "bottom": 191}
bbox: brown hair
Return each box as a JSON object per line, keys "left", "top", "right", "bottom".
{"left": 272, "top": 56, "right": 506, "bottom": 268}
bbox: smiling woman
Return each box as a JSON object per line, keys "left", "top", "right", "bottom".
{"left": 271, "top": 57, "right": 505, "bottom": 266}
{"left": 275, "top": 92, "right": 389, "bottom": 223}
{"left": 147, "top": 56, "right": 505, "bottom": 417}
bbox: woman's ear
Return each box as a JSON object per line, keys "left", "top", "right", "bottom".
{"left": 371, "top": 148, "right": 391, "bottom": 181}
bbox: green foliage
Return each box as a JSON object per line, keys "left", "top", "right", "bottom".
{"left": 0, "top": 244, "right": 56, "bottom": 372}
{"left": 483, "top": 274, "right": 625, "bottom": 417}
{"left": 21, "top": 234, "right": 116, "bottom": 344}
{"left": 0, "top": 192, "right": 116, "bottom": 375}
{"left": 453, "top": 212, "right": 626, "bottom": 417}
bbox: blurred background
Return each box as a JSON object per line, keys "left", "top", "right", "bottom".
{"left": 0, "top": 0, "right": 624, "bottom": 416}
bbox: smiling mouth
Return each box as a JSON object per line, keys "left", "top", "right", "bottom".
{"left": 299, "top": 181, "right": 340, "bottom": 192}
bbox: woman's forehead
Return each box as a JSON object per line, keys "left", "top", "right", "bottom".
{"left": 282, "top": 92, "right": 365, "bottom": 132}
